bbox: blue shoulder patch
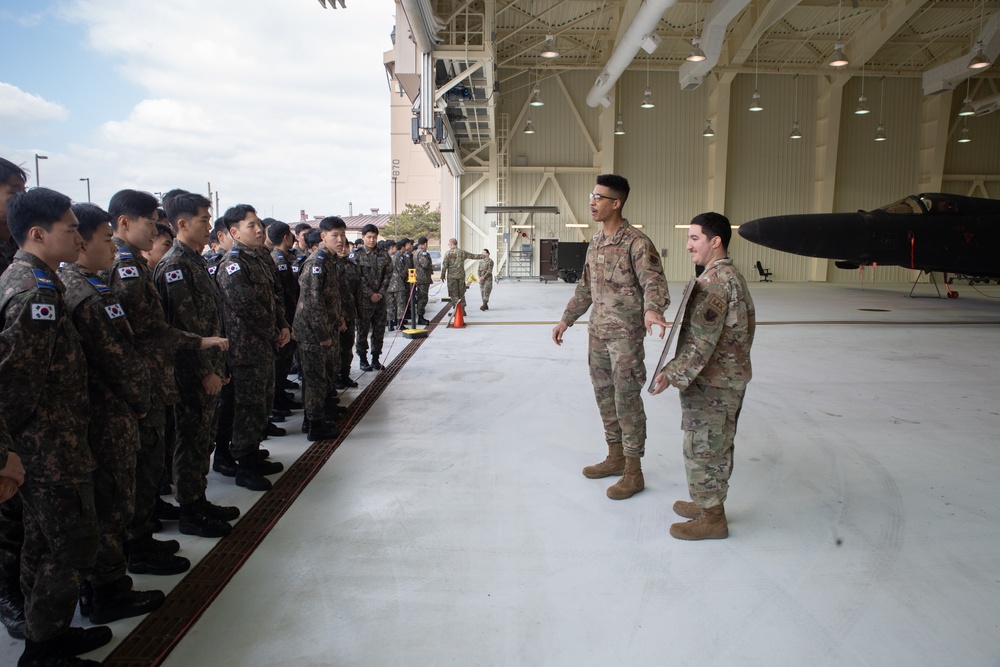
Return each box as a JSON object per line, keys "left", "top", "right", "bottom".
{"left": 86, "top": 276, "right": 111, "bottom": 293}
{"left": 229, "top": 247, "right": 240, "bottom": 258}
{"left": 275, "top": 251, "right": 285, "bottom": 261}
{"left": 118, "top": 248, "right": 134, "bottom": 260}
{"left": 32, "top": 269, "right": 56, "bottom": 290}
{"left": 316, "top": 252, "right": 326, "bottom": 262}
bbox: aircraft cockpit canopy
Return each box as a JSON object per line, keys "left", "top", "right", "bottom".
{"left": 878, "top": 194, "right": 958, "bottom": 215}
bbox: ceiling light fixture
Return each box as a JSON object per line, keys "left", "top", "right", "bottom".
{"left": 855, "top": 32, "right": 869, "bottom": 114}
{"left": 523, "top": 117, "right": 535, "bottom": 134}
{"left": 828, "top": 0, "right": 849, "bottom": 67}
{"left": 968, "top": 0, "right": 991, "bottom": 70}
{"left": 959, "top": 78, "right": 975, "bottom": 116}
{"left": 957, "top": 122, "right": 972, "bottom": 143}
{"left": 687, "top": 0, "right": 706, "bottom": 62}
{"left": 702, "top": 119, "right": 715, "bottom": 137}
{"left": 541, "top": 33, "right": 559, "bottom": 58}
{"left": 615, "top": 114, "right": 626, "bottom": 135}
{"left": 641, "top": 58, "right": 655, "bottom": 108}
{"left": 749, "top": 33, "right": 763, "bottom": 111}
{"left": 874, "top": 76, "right": 887, "bottom": 142}
{"left": 530, "top": 84, "right": 544, "bottom": 107}
{"left": 790, "top": 74, "right": 802, "bottom": 139}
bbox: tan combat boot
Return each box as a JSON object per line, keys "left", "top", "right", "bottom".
{"left": 582, "top": 442, "right": 625, "bottom": 479}
{"left": 672, "top": 500, "right": 702, "bottom": 520}
{"left": 669, "top": 505, "right": 728, "bottom": 540}
{"left": 606, "top": 456, "right": 644, "bottom": 500}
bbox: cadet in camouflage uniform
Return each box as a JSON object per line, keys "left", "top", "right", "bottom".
{"left": 477, "top": 249, "right": 494, "bottom": 311}
{"left": 157, "top": 192, "right": 238, "bottom": 538}
{"left": 336, "top": 237, "right": 361, "bottom": 387}
{"left": 439, "top": 238, "right": 484, "bottom": 312}
{"left": 60, "top": 203, "right": 166, "bottom": 625}
{"left": 553, "top": 174, "right": 669, "bottom": 501}
{"left": 269, "top": 222, "right": 300, "bottom": 406}
{"left": 208, "top": 218, "right": 238, "bottom": 477}
{"left": 652, "top": 212, "right": 755, "bottom": 541}
{"left": 386, "top": 239, "right": 407, "bottom": 330}
{"left": 293, "top": 217, "right": 345, "bottom": 441}
{"left": 0, "top": 188, "right": 113, "bottom": 666}
{"left": 0, "top": 157, "right": 27, "bottom": 639}
{"left": 108, "top": 190, "right": 224, "bottom": 577}
{"left": 354, "top": 223, "right": 391, "bottom": 371}
{"left": 216, "top": 205, "right": 290, "bottom": 492}
{"left": 412, "top": 236, "right": 433, "bottom": 326}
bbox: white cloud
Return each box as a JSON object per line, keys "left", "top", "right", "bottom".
{"left": 0, "top": 82, "right": 70, "bottom": 130}
{"left": 41, "top": 0, "right": 396, "bottom": 218}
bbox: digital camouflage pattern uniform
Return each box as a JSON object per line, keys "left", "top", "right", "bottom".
{"left": 0, "top": 236, "right": 23, "bottom": 633}
{"left": 60, "top": 263, "right": 150, "bottom": 589}
{"left": 661, "top": 258, "right": 754, "bottom": 509}
{"left": 216, "top": 243, "right": 286, "bottom": 461}
{"left": 293, "top": 244, "right": 343, "bottom": 420}
{"left": 413, "top": 246, "right": 433, "bottom": 321}
{"left": 440, "top": 246, "right": 484, "bottom": 310}
{"left": 560, "top": 221, "right": 669, "bottom": 458}
{"left": 108, "top": 238, "right": 201, "bottom": 544}
{"left": 478, "top": 257, "right": 494, "bottom": 308}
{"left": 0, "top": 251, "right": 98, "bottom": 643}
{"left": 154, "top": 240, "right": 227, "bottom": 507}
{"left": 353, "top": 245, "right": 390, "bottom": 363}
{"left": 271, "top": 246, "right": 299, "bottom": 396}
{"left": 336, "top": 253, "right": 360, "bottom": 378}
{"left": 386, "top": 251, "right": 407, "bottom": 324}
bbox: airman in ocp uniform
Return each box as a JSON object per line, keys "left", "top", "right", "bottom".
{"left": 478, "top": 249, "right": 494, "bottom": 310}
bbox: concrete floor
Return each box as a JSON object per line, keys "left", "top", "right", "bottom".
{"left": 3, "top": 277, "right": 1000, "bottom": 666}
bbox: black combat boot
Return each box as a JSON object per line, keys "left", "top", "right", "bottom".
{"left": 19, "top": 631, "right": 110, "bottom": 666}
{"left": 212, "top": 443, "right": 237, "bottom": 477}
{"left": 418, "top": 317, "right": 430, "bottom": 326}
{"left": 88, "top": 577, "right": 164, "bottom": 624}
{"left": 308, "top": 419, "right": 340, "bottom": 442}
{"left": 301, "top": 416, "right": 311, "bottom": 433}
{"left": 264, "top": 421, "right": 286, "bottom": 438}
{"left": 152, "top": 497, "right": 180, "bottom": 522}
{"left": 0, "top": 575, "right": 26, "bottom": 639}
{"left": 371, "top": 356, "right": 383, "bottom": 370}
{"left": 234, "top": 457, "right": 273, "bottom": 492}
{"left": 387, "top": 320, "right": 396, "bottom": 331}
{"left": 340, "top": 372, "right": 358, "bottom": 388}
{"left": 179, "top": 502, "right": 233, "bottom": 538}
{"left": 358, "top": 354, "right": 371, "bottom": 372}
{"left": 200, "top": 498, "right": 240, "bottom": 522}
{"left": 126, "top": 535, "right": 189, "bottom": 576}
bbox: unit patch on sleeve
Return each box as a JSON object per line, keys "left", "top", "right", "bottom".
{"left": 31, "top": 303, "right": 56, "bottom": 321}
{"left": 165, "top": 269, "right": 184, "bottom": 283}
{"left": 104, "top": 303, "right": 126, "bottom": 319}
{"left": 208, "top": 266, "right": 217, "bottom": 275}
{"left": 277, "top": 264, "right": 288, "bottom": 271}
{"left": 311, "top": 265, "right": 323, "bottom": 274}
{"left": 118, "top": 266, "right": 139, "bottom": 280}
{"left": 226, "top": 263, "right": 241, "bottom": 275}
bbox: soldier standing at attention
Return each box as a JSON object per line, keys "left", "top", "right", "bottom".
{"left": 386, "top": 239, "right": 407, "bottom": 331}
{"left": 0, "top": 188, "right": 112, "bottom": 667}
{"left": 293, "top": 217, "right": 346, "bottom": 441}
{"left": 412, "top": 237, "right": 433, "bottom": 326}
{"left": 552, "top": 174, "right": 669, "bottom": 501}
{"left": 107, "top": 189, "right": 227, "bottom": 576}
{"left": 354, "top": 223, "right": 390, "bottom": 371}
{"left": 439, "top": 238, "right": 483, "bottom": 313}
{"left": 651, "top": 212, "right": 755, "bottom": 541}
{"left": 216, "top": 205, "right": 291, "bottom": 492}
{"left": 335, "top": 232, "right": 361, "bottom": 388}
{"left": 60, "top": 203, "right": 165, "bottom": 625}
{"left": 156, "top": 192, "right": 238, "bottom": 538}
{"left": 477, "top": 249, "right": 494, "bottom": 311}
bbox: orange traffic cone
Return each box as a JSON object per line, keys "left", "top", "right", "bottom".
{"left": 452, "top": 301, "right": 466, "bottom": 328}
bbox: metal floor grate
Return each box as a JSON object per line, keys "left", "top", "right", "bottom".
{"left": 103, "top": 307, "right": 446, "bottom": 666}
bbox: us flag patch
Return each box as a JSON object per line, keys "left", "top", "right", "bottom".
{"left": 165, "top": 269, "right": 184, "bottom": 283}
{"left": 118, "top": 266, "right": 139, "bottom": 279}
{"left": 226, "top": 263, "right": 241, "bottom": 275}
{"left": 104, "top": 303, "right": 125, "bottom": 319}
{"left": 31, "top": 303, "right": 56, "bottom": 321}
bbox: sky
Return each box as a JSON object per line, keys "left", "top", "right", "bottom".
{"left": 0, "top": 0, "right": 395, "bottom": 221}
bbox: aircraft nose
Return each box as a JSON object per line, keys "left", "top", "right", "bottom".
{"left": 738, "top": 219, "right": 763, "bottom": 244}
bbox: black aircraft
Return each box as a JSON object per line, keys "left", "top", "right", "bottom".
{"left": 738, "top": 193, "right": 1000, "bottom": 280}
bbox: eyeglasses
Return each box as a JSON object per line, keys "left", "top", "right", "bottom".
{"left": 588, "top": 192, "right": 619, "bottom": 203}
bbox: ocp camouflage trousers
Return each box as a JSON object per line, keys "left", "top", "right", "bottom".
{"left": 20, "top": 481, "right": 98, "bottom": 642}
{"left": 480, "top": 277, "right": 493, "bottom": 305}
{"left": 447, "top": 277, "right": 467, "bottom": 309}
{"left": 588, "top": 335, "right": 647, "bottom": 458}
{"left": 679, "top": 384, "right": 746, "bottom": 509}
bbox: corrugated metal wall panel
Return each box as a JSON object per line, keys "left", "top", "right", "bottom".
{"left": 944, "top": 94, "right": 1000, "bottom": 179}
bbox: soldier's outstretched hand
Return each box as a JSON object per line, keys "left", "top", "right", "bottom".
{"left": 0, "top": 451, "right": 24, "bottom": 487}
{"left": 552, "top": 321, "right": 568, "bottom": 346}
{"left": 644, "top": 310, "right": 668, "bottom": 338}
{"left": 200, "top": 336, "right": 229, "bottom": 351}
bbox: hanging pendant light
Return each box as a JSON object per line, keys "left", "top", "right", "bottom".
{"left": 749, "top": 33, "right": 762, "bottom": 111}
{"left": 828, "top": 1, "right": 849, "bottom": 67}
{"left": 540, "top": 33, "right": 559, "bottom": 58}
{"left": 529, "top": 85, "right": 544, "bottom": 107}
{"left": 959, "top": 79, "right": 975, "bottom": 116}
{"left": 957, "top": 122, "right": 971, "bottom": 143}
{"left": 749, "top": 89, "right": 763, "bottom": 112}
{"left": 523, "top": 117, "right": 536, "bottom": 134}
{"left": 687, "top": 0, "right": 706, "bottom": 62}
{"left": 615, "top": 114, "right": 626, "bottom": 135}
{"left": 874, "top": 76, "right": 887, "bottom": 142}
{"left": 855, "top": 94, "right": 870, "bottom": 115}
{"left": 640, "top": 58, "right": 655, "bottom": 108}
{"left": 789, "top": 75, "right": 802, "bottom": 139}
{"left": 702, "top": 119, "right": 715, "bottom": 137}
{"left": 789, "top": 121, "right": 802, "bottom": 140}
{"left": 968, "top": 1, "right": 991, "bottom": 69}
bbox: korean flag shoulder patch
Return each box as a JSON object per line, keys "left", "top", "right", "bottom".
{"left": 104, "top": 303, "right": 126, "bottom": 319}
{"left": 311, "top": 265, "right": 323, "bottom": 274}
{"left": 118, "top": 266, "right": 139, "bottom": 280}
{"left": 165, "top": 269, "right": 184, "bottom": 284}
{"left": 31, "top": 303, "right": 56, "bottom": 321}
{"left": 208, "top": 266, "right": 217, "bottom": 275}
{"left": 277, "top": 263, "right": 288, "bottom": 272}
{"left": 226, "top": 262, "right": 241, "bottom": 276}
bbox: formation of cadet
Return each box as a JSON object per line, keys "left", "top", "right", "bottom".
{"left": 412, "top": 236, "right": 433, "bottom": 326}
{"left": 439, "top": 237, "right": 484, "bottom": 311}
{"left": 553, "top": 174, "right": 670, "bottom": 503}
{"left": 477, "top": 249, "right": 494, "bottom": 311}
{"left": 652, "top": 212, "right": 755, "bottom": 541}
{"left": 386, "top": 238, "right": 414, "bottom": 330}
{"left": 352, "top": 223, "right": 390, "bottom": 371}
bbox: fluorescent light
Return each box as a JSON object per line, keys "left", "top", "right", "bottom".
{"left": 565, "top": 223, "right": 589, "bottom": 228}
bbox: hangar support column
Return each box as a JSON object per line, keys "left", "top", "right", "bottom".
{"left": 812, "top": 74, "right": 847, "bottom": 282}
{"left": 917, "top": 91, "right": 953, "bottom": 193}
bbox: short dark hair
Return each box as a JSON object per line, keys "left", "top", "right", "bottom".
{"left": 595, "top": 174, "right": 630, "bottom": 205}
{"left": 0, "top": 157, "right": 28, "bottom": 186}
{"left": 361, "top": 223, "right": 379, "bottom": 236}
{"left": 160, "top": 189, "right": 187, "bottom": 208}
{"left": 7, "top": 188, "right": 72, "bottom": 246}
{"left": 213, "top": 216, "right": 229, "bottom": 243}
{"left": 690, "top": 211, "right": 732, "bottom": 250}
{"left": 72, "top": 203, "right": 112, "bottom": 242}
{"left": 223, "top": 204, "right": 257, "bottom": 232}
{"left": 108, "top": 189, "right": 159, "bottom": 230}
{"left": 293, "top": 222, "right": 311, "bottom": 234}
{"left": 303, "top": 229, "right": 322, "bottom": 249}
{"left": 261, "top": 217, "right": 278, "bottom": 229}
{"left": 354, "top": 238, "right": 364, "bottom": 246}
{"left": 165, "top": 192, "right": 212, "bottom": 230}
{"left": 417, "top": 236, "right": 428, "bottom": 245}
{"left": 154, "top": 222, "right": 175, "bottom": 240}
{"left": 395, "top": 239, "right": 407, "bottom": 250}
{"left": 319, "top": 216, "right": 346, "bottom": 232}
{"left": 267, "top": 221, "right": 292, "bottom": 245}
{"left": 483, "top": 248, "right": 490, "bottom": 255}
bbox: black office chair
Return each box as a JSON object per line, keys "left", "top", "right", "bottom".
{"left": 755, "top": 261, "right": 773, "bottom": 282}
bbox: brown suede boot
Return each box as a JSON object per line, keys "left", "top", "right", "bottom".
{"left": 582, "top": 442, "right": 625, "bottom": 479}
{"left": 669, "top": 505, "right": 728, "bottom": 540}
{"left": 672, "top": 500, "right": 702, "bottom": 520}
{"left": 606, "top": 456, "right": 644, "bottom": 500}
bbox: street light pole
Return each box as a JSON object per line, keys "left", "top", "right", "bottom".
{"left": 79, "top": 177, "right": 91, "bottom": 203}
{"left": 34, "top": 154, "right": 48, "bottom": 188}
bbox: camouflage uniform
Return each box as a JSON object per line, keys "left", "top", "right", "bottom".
{"left": 0, "top": 251, "right": 98, "bottom": 643}
{"left": 60, "top": 263, "right": 150, "bottom": 589}
{"left": 440, "top": 247, "right": 484, "bottom": 310}
{"left": 107, "top": 238, "right": 201, "bottom": 543}
{"left": 478, "top": 257, "right": 494, "bottom": 307}
{"left": 272, "top": 246, "right": 299, "bottom": 394}
{"left": 293, "top": 244, "right": 343, "bottom": 420}
{"left": 216, "top": 243, "right": 285, "bottom": 461}
{"left": 154, "top": 240, "right": 227, "bottom": 507}
{"left": 0, "top": 235, "right": 23, "bottom": 630}
{"left": 661, "top": 258, "right": 754, "bottom": 509}
{"left": 291, "top": 250, "right": 307, "bottom": 278}
{"left": 386, "top": 252, "right": 407, "bottom": 324}
{"left": 337, "top": 254, "right": 361, "bottom": 376}
{"left": 560, "top": 221, "right": 669, "bottom": 458}
{"left": 353, "top": 245, "right": 390, "bottom": 362}
{"left": 413, "top": 247, "right": 433, "bottom": 321}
